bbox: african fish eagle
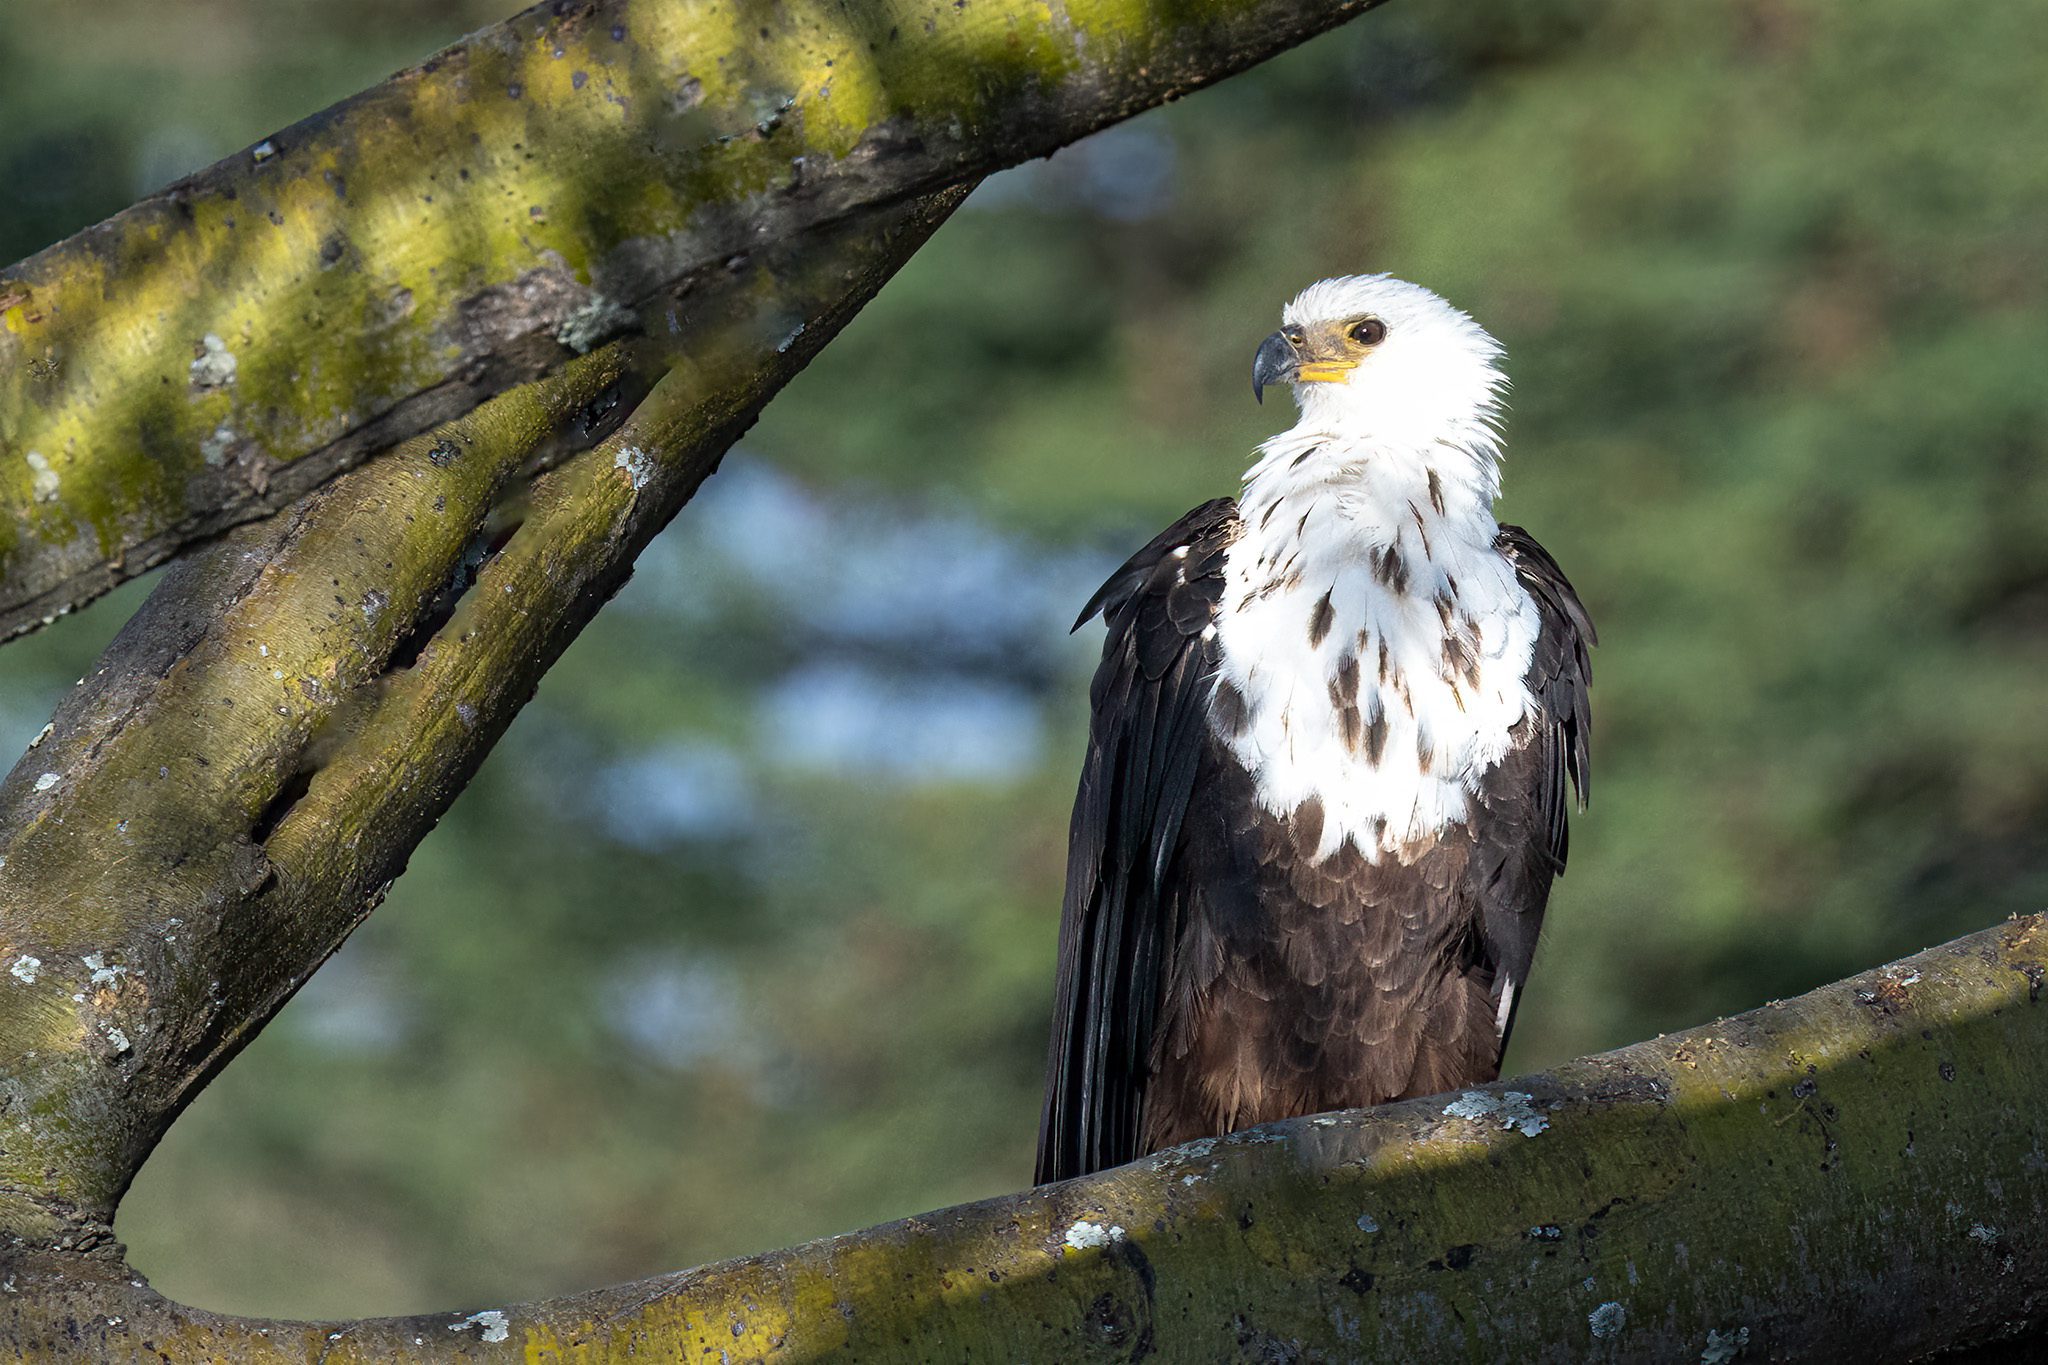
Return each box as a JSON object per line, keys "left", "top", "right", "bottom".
{"left": 1037, "top": 274, "right": 1594, "bottom": 1184}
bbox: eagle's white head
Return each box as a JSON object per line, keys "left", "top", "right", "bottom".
{"left": 1253, "top": 274, "right": 1507, "bottom": 459}
{"left": 1225, "top": 274, "right": 1541, "bottom": 861}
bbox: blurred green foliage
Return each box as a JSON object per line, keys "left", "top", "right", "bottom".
{"left": 2, "top": 0, "right": 2044, "bottom": 1322}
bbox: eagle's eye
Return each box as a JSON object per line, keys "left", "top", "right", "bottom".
{"left": 1348, "top": 318, "right": 1388, "bottom": 346}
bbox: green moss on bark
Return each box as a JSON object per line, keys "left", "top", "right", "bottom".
{"left": 0, "top": 0, "right": 1381, "bottom": 640}
{"left": 1, "top": 917, "right": 2041, "bottom": 1360}
{"left": 0, "top": 188, "right": 961, "bottom": 1245}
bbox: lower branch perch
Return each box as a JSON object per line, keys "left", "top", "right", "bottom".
{"left": 3, "top": 915, "right": 2041, "bottom": 1361}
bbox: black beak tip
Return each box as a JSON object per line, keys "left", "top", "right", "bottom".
{"left": 1251, "top": 331, "right": 1296, "bottom": 407}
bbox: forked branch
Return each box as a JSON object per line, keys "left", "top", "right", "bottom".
{"left": 0, "top": 191, "right": 966, "bottom": 1251}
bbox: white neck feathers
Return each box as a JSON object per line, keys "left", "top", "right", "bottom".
{"left": 1211, "top": 419, "right": 1540, "bottom": 863}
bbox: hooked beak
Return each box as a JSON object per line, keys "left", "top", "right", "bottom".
{"left": 1251, "top": 331, "right": 1299, "bottom": 404}
{"left": 1253, "top": 328, "right": 1362, "bottom": 402}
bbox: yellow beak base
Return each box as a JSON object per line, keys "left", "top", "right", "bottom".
{"left": 1293, "top": 361, "right": 1357, "bottom": 384}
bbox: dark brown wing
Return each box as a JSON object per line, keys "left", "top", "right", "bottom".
{"left": 1035, "top": 498, "right": 1240, "bottom": 1185}
{"left": 1476, "top": 524, "right": 1595, "bottom": 1052}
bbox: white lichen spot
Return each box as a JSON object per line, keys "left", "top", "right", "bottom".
{"left": 554, "top": 293, "right": 635, "bottom": 353}
{"left": 776, "top": 320, "right": 808, "bottom": 354}
{"left": 361, "top": 588, "right": 390, "bottom": 622}
{"left": 9, "top": 956, "right": 40, "bottom": 984}
{"left": 259, "top": 644, "right": 270, "bottom": 657}
{"left": 28, "top": 722, "right": 53, "bottom": 749}
{"left": 201, "top": 422, "right": 238, "bottom": 466}
{"left": 103, "top": 1026, "right": 131, "bottom": 1053}
{"left": 1181, "top": 1174, "right": 1201, "bottom": 1186}
{"left": 25, "top": 451, "right": 59, "bottom": 503}
{"left": 84, "top": 954, "right": 127, "bottom": 987}
{"left": 1064, "top": 1220, "right": 1125, "bottom": 1252}
{"left": 1355, "top": 1213, "right": 1380, "bottom": 1234}
{"left": 450, "top": 1310, "right": 509, "bottom": 1343}
{"left": 190, "top": 333, "right": 238, "bottom": 390}
{"left": 1588, "top": 1301, "right": 1627, "bottom": 1339}
{"left": 1442, "top": 1091, "right": 1496, "bottom": 1120}
{"left": 1700, "top": 1325, "right": 1750, "bottom": 1363}
{"left": 613, "top": 446, "right": 655, "bottom": 491}
{"left": 1443, "top": 1089, "right": 1548, "bottom": 1137}
{"left": 33, "top": 772, "right": 60, "bottom": 793}
{"left": 251, "top": 139, "right": 278, "bottom": 162}
{"left": 1969, "top": 1223, "right": 2000, "bottom": 1244}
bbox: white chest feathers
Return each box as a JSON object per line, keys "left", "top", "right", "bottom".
{"left": 1210, "top": 457, "right": 1540, "bottom": 863}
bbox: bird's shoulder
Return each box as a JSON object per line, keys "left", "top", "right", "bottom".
{"left": 1492, "top": 521, "right": 1594, "bottom": 811}
{"left": 1494, "top": 523, "right": 1596, "bottom": 655}
{"left": 1074, "top": 497, "right": 1241, "bottom": 632}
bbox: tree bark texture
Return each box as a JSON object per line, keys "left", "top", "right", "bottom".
{"left": 0, "top": 916, "right": 2042, "bottom": 1360}
{"left": 0, "top": 189, "right": 966, "bottom": 1249}
{"left": 0, "top": 0, "right": 1383, "bottom": 641}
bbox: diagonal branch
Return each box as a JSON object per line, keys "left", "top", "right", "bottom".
{"left": 0, "top": 0, "right": 1384, "bottom": 641}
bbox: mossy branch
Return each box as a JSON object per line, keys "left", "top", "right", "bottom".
{"left": 0, "top": 190, "right": 965, "bottom": 1245}
{"left": 1, "top": 916, "right": 2042, "bottom": 1360}
{"left": 0, "top": 0, "right": 1383, "bottom": 641}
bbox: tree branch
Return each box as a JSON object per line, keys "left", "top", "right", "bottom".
{"left": 2, "top": 916, "right": 2041, "bottom": 1360}
{"left": 0, "top": 189, "right": 965, "bottom": 1245}
{"left": 0, "top": 0, "right": 1383, "bottom": 641}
